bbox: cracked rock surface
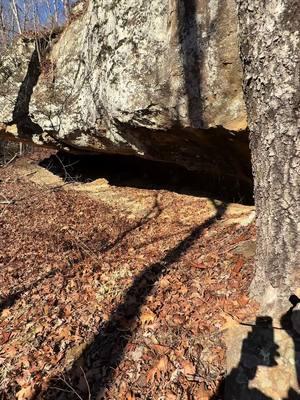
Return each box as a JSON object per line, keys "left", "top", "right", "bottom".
{"left": 0, "top": 0, "right": 250, "bottom": 186}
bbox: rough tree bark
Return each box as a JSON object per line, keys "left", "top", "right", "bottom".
{"left": 236, "top": 0, "right": 300, "bottom": 314}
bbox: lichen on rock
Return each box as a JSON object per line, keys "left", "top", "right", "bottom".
{"left": 0, "top": 0, "right": 250, "bottom": 187}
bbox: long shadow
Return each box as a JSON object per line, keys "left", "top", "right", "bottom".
{"left": 0, "top": 267, "right": 61, "bottom": 313}
{"left": 177, "top": 0, "right": 203, "bottom": 127}
{"left": 38, "top": 200, "right": 227, "bottom": 399}
{"left": 11, "top": 40, "right": 45, "bottom": 137}
{"left": 211, "top": 299, "right": 300, "bottom": 400}
{"left": 100, "top": 192, "right": 162, "bottom": 254}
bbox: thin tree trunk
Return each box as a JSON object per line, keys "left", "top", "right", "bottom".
{"left": 10, "top": 0, "right": 22, "bottom": 34}
{"left": 54, "top": 0, "right": 59, "bottom": 26}
{"left": 63, "top": 0, "right": 70, "bottom": 19}
{"left": 23, "top": 0, "right": 28, "bottom": 31}
{"left": 236, "top": 1, "right": 300, "bottom": 314}
{"left": 31, "top": 0, "right": 42, "bottom": 62}
{"left": 10, "top": 12, "right": 16, "bottom": 42}
{"left": 0, "top": 0, "right": 6, "bottom": 48}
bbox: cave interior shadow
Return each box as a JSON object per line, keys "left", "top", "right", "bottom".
{"left": 37, "top": 200, "right": 227, "bottom": 399}
{"left": 38, "top": 150, "right": 254, "bottom": 206}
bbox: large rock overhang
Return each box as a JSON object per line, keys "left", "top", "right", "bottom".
{"left": 0, "top": 0, "right": 251, "bottom": 190}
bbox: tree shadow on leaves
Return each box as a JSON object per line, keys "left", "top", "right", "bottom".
{"left": 0, "top": 192, "right": 160, "bottom": 315}
{"left": 0, "top": 268, "right": 61, "bottom": 314}
{"left": 100, "top": 192, "right": 162, "bottom": 254}
{"left": 37, "top": 200, "right": 227, "bottom": 399}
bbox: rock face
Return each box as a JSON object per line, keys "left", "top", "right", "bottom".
{"left": 0, "top": 0, "right": 251, "bottom": 187}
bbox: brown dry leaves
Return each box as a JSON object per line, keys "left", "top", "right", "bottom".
{"left": 0, "top": 151, "right": 257, "bottom": 399}
{"left": 146, "top": 356, "right": 169, "bottom": 383}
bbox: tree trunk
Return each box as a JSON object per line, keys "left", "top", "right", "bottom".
{"left": 63, "top": 0, "right": 70, "bottom": 20}
{"left": 10, "top": 0, "right": 22, "bottom": 34}
{"left": 0, "top": 0, "right": 6, "bottom": 48}
{"left": 236, "top": 1, "right": 300, "bottom": 314}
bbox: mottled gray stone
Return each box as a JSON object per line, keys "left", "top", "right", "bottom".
{"left": 0, "top": 0, "right": 250, "bottom": 184}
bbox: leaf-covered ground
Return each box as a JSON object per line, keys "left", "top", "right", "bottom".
{"left": 0, "top": 151, "right": 257, "bottom": 400}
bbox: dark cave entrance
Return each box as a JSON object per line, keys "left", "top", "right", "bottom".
{"left": 39, "top": 151, "right": 254, "bottom": 205}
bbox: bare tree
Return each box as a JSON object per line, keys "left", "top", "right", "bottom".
{"left": 63, "top": 0, "right": 70, "bottom": 19}
{"left": 0, "top": 0, "right": 77, "bottom": 158}
{"left": 0, "top": 0, "right": 6, "bottom": 48}
{"left": 0, "top": 0, "right": 75, "bottom": 51}
{"left": 23, "top": 0, "right": 29, "bottom": 31}
{"left": 10, "top": 0, "right": 22, "bottom": 34}
{"left": 54, "top": 0, "right": 59, "bottom": 25}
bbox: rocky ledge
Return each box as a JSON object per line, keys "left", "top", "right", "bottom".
{"left": 0, "top": 0, "right": 251, "bottom": 190}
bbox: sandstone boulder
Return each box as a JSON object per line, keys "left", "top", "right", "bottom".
{"left": 0, "top": 0, "right": 251, "bottom": 187}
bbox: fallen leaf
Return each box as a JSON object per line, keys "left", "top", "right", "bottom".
{"left": 159, "top": 277, "right": 170, "bottom": 288}
{"left": 146, "top": 356, "right": 168, "bottom": 383}
{"left": 232, "top": 257, "right": 244, "bottom": 274}
{"left": 165, "top": 390, "right": 177, "bottom": 400}
{"left": 179, "top": 285, "right": 188, "bottom": 294}
{"left": 43, "top": 305, "right": 49, "bottom": 315}
{"left": 140, "top": 308, "right": 156, "bottom": 326}
{"left": 150, "top": 343, "right": 170, "bottom": 355}
{"left": 166, "top": 314, "right": 184, "bottom": 326}
{"left": 181, "top": 360, "right": 196, "bottom": 376}
{"left": 16, "top": 385, "right": 35, "bottom": 400}
{"left": 118, "top": 381, "right": 127, "bottom": 397}
{"left": 126, "top": 391, "right": 136, "bottom": 400}
{"left": 1, "top": 331, "right": 11, "bottom": 344}
{"left": 191, "top": 261, "right": 207, "bottom": 269}
{"left": 238, "top": 294, "right": 249, "bottom": 306}
{"left": 194, "top": 383, "right": 211, "bottom": 400}
{"left": 19, "top": 355, "right": 31, "bottom": 368}
{"left": 34, "top": 324, "right": 44, "bottom": 334}
{"left": 1, "top": 308, "right": 11, "bottom": 318}
{"left": 56, "top": 325, "right": 72, "bottom": 340}
{"left": 4, "top": 345, "right": 17, "bottom": 357}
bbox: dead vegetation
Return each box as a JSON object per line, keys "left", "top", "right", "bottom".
{"left": 0, "top": 151, "right": 257, "bottom": 399}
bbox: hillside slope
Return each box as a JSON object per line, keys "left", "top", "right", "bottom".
{"left": 0, "top": 151, "right": 256, "bottom": 399}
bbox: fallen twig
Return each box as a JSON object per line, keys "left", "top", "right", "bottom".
{"left": 58, "top": 376, "right": 84, "bottom": 400}
{"left": 0, "top": 192, "right": 14, "bottom": 205}
{"left": 1, "top": 154, "right": 18, "bottom": 168}
{"left": 80, "top": 367, "right": 91, "bottom": 400}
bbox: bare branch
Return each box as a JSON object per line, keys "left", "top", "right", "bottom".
{"left": 10, "top": 0, "right": 22, "bottom": 34}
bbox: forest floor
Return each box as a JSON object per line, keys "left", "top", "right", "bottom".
{"left": 0, "top": 149, "right": 257, "bottom": 400}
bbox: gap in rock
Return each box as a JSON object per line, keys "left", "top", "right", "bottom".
{"left": 39, "top": 151, "right": 254, "bottom": 205}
